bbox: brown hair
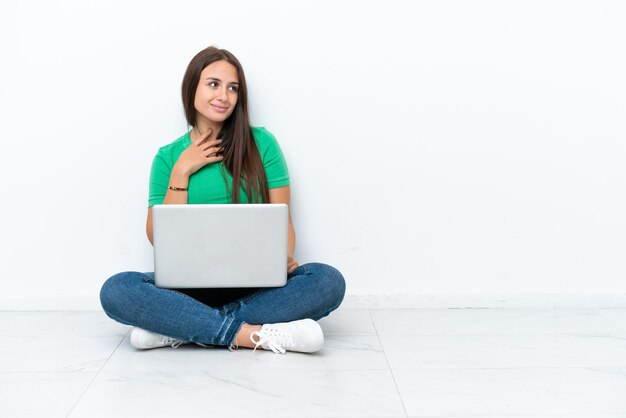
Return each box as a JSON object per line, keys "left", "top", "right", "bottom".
{"left": 181, "top": 46, "right": 269, "bottom": 203}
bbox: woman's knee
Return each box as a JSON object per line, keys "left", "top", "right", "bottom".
{"left": 305, "top": 262, "right": 346, "bottom": 310}
{"left": 99, "top": 271, "right": 145, "bottom": 317}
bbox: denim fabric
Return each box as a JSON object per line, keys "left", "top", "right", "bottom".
{"left": 100, "top": 263, "right": 346, "bottom": 347}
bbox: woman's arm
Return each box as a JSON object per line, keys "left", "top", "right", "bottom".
{"left": 146, "top": 128, "right": 223, "bottom": 245}
{"left": 269, "top": 185, "right": 298, "bottom": 273}
{"left": 146, "top": 167, "right": 193, "bottom": 245}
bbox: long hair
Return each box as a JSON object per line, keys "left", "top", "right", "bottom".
{"left": 181, "top": 46, "right": 269, "bottom": 203}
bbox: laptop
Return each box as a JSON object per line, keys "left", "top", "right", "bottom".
{"left": 152, "top": 204, "right": 288, "bottom": 288}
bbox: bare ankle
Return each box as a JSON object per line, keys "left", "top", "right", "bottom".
{"left": 233, "top": 323, "right": 262, "bottom": 349}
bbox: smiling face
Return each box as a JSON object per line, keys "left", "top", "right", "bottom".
{"left": 193, "top": 60, "right": 240, "bottom": 128}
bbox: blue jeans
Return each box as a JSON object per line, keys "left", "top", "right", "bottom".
{"left": 100, "top": 263, "right": 346, "bottom": 347}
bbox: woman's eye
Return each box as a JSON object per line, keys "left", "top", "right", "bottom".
{"left": 229, "top": 85, "right": 239, "bottom": 92}
{"left": 208, "top": 81, "right": 218, "bottom": 88}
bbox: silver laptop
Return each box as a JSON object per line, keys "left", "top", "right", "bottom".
{"left": 152, "top": 204, "right": 288, "bottom": 288}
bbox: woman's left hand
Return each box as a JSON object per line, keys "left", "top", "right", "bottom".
{"left": 288, "top": 255, "right": 299, "bottom": 274}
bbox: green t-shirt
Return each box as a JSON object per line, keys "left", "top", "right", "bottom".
{"left": 148, "top": 127, "right": 289, "bottom": 207}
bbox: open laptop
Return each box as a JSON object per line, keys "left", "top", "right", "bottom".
{"left": 152, "top": 204, "right": 288, "bottom": 288}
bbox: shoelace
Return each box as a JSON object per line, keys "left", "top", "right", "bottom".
{"left": 159, "top": 335, "right": 185, "bottom": 349}
{"left": 250, "top": 328, "right": 294, "bottom": 354}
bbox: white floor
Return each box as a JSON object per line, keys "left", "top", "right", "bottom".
{"left": 2, "top": 308, "right": 626, "bottom": 418}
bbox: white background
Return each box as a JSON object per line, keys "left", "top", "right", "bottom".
{"left": 1, "top": 0, "right": 625, "bottom": 309}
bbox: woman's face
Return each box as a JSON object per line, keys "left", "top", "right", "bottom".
{"left": 194, "top": 60, "right": 240, "bottom": 126}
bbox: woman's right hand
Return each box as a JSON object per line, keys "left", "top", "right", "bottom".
{"left": 175, "top": 128, "right": 224, "bottom": 176}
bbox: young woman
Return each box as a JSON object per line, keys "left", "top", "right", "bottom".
{"left": 100, "top": 46, "right": 346, "bottom": 354}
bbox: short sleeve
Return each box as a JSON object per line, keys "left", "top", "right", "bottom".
{"left": 257, "top": 128, "right": 290, "bottom": 189}
{"left": 148, "top": 152, "right": 172, "bottom": 207}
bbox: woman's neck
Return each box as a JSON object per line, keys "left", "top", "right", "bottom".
{"left": 191, "top": 120, "right": 223, "bottom": 141}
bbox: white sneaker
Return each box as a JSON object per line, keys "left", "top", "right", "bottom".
{"left": 250, "top": 318, "right": 324, "bottom": 354}
{"left": 130, "top": 327, "right": 188, "bottom": 350}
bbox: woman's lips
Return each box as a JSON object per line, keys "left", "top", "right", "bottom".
{"left": 211, "top": 104, "right": 228, "bottom": 113}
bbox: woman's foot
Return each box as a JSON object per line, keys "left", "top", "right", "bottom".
{"left": 249, "top": 318, "right": 324, "bottom": 354}
{"left": 130, "top": 327, "right": 188, "bottom": 350}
